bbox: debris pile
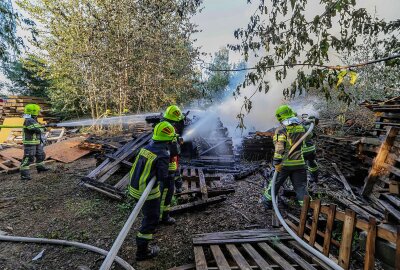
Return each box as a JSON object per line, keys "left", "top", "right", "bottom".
{"left": 317, "top": 96, "right": 400, "bottom": 223}
{"left": 241, "top": 131, "right": 274, "bottom": 161}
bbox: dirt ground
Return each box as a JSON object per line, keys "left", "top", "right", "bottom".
{"left": 0, "top": 157, "right": 274, "bottom": 270}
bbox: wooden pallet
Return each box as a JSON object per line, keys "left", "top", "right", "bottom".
{"left": 286, "top": 196, "right": 399, "bottom": 270}
{"left": 82, "top": 131, "right": 152, "bottom": 199}
{"left": 190, "top": 229, "right": 332, "bottom": 270}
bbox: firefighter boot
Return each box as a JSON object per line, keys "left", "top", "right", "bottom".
{"left": 160, "top": 214, "right": 176, "bottom": 225}
{"left": 20, "top": 170, "right": 32, "bottom": 181}
{"left": 136, "top": 239, "right": 160, "bottom": 261}
{"left": 37, "top": 165, "right": 50, "bottom": 173}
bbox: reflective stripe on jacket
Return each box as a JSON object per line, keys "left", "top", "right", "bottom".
{"left": 273, "top": 122, "right": 306, "bottom": 168}
{"left": 128, "top": 141, "right": 170, "bottom": 200}
{"left": 23, "top": 118, "right": 44, "bottom": 145}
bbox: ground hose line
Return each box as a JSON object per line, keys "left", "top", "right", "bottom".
{"left": 99, "top": 176, "right": 157, "bottom": 270}
{"left": 0, "top": 235, "right": 134, "bottom": 270}
{"left": 271, "top": 122, "right": 343, "bottom": 270}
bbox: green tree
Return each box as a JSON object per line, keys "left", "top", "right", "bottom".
{"left": 204, "top": 48, "right": 231, "bottom": 100}
{"left": 0, "top": 0, "right": 19, "bottom": 65}
{"left": 18, "top": 0, "right": 203, "bottom": 119}
{"left": 229, "top": 0, "right": 399, "bottom": 126}
{"left": 4, "top": 54, "right": 51, "bottom": 97}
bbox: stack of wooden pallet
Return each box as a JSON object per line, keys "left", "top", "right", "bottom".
{"left": 361, "top": 96, "right": 400, "bottom": 136}
{"left": 0, "top": 96, "right": 55, "bottom": 124}
{"left": 241, "top": 131, "right": 274, "bottom": 161}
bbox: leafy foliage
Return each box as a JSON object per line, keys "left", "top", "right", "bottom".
{"left": 230, "top": 0, "right": 399, "bottom": 125}
{"left": 203, "top": 48, "right": 231, "bottom": 100}
{"left": 4, "top": 54, "right": 51, "bottom": 97}
{"left": 0, "top": 0, "right": 20, "bottom": 65}
{"left": 17, "top": 0, "right": 203, "bottom": 118}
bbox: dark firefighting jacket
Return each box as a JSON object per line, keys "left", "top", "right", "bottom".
{"left": 23, "top": 117, "right": 45, "bottom": 145}
{"left": 273, "top": 117, "right": 306, "bottom": 168}
{"left": 128, "top": 141, "right": 170, "bottom": 200}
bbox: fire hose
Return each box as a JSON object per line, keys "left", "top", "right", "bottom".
{"left": 0, "top": 177, "right": 157, "bottom": 270}
{"left": 99, "top": 176, "right": 157, "bottom": 270}
{"left": 0, "top": 235, "right": 134, "bottom": 270}
{"left": 271, "top": 122, "right": 342, "bottom": 270}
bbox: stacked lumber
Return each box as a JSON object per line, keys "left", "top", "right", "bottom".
{"left": 241, "top": 131, "right": 274, "bottom": 161}
{"left": 318, "top": 135, "right": 366, "bottom": 179}
{"left": 0, "top": 96, "right": 56, "bottom": 124}
{"left": 361, "top": 96, "right": 400, "bottom": 136}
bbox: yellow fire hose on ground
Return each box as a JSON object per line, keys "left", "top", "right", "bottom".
{"left": 271, "top": 122, "right": 342, "bottom": 270}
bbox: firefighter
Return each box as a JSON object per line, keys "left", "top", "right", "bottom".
{"left": 20, "top": 104, "right": 49, "bottom": 180}
{"left": 263, "top": 105, "right": 308, "bottom": 208}
{"left": 301, "top": 114, "right": 319, "bottom": 184}
{"left": 128, "top": 121, "right": 176, "bottom": 261}
{"left": 163, "top": 105, "right": 185, "bottom": 194}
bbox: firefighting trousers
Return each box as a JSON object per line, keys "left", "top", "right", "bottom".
{"left": 160, "top": 176, "right": 175, "bottom": 220}
{"left": 20, "top": 144, "right": 46, "bottom": 171}
{"left": 267, "top": 166, "right": 308, "bottom": 204}
{"left": 136, "top": 198, "right": 160, "bottom": 245}
{"left": 303, "top": 151, "right": 319, "bottom": 182}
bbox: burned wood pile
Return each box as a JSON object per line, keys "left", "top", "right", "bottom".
{"left": 317, "top": 96, "right": 400, "bottom": 224}
{"left": 81, "top": 114, "right": 238, "bottom": 214}
{"left": 188, "top": 118, "right": 235, "bottom": 168}
{"left": 240, "top": 131, "right": 274, "bottom": 161}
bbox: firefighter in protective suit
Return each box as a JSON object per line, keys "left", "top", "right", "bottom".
{"left": 263, "top": 105, "right": 308, "bottom": 208}
{"left": 128, "top": 121, "right": 176, "bottom": 261}
{"left": 20, "top": 104, "right": 49, "bottom": 180}
{"left": 163, "top": 105, "right": 185, "bottom": 195}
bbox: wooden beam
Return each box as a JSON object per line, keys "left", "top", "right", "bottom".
{"left": 332, "top": 163, "right": 356, "bottom": 199}
{"left": 364, "top": 217, "right": 377, "bottom": 270}
{"left": 338, "top": 209, "right": 356, "bottom": 269}
{"left": 323, "top": 204, "right": 336, "bottom": 256}
{"left": 210, "top": 245, "right": 230, "bottom": 270}
{"left": 362, "top": 127, "right": 398, "bottom": 196}
{"left": 194, "top": 246, "right": 208, "bottom": 270}
{"left": 309, "top": 199, "right": 321, "bottom": 246}
{"left": 242, "top": 243, "right": 273, "bottom": 270}
{"left": 198, "top": 168, "right": 208, "bottom": 200}
{"left": 298, "top": 196, "right": 311, "bottom": 238}
{"left": 226, "top": 244, "right": 252, "bottom": 270}
{"left": 258, "top": 242, "right": 296, "bottom": 270}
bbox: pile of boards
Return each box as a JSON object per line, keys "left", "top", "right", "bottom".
{"left": 317, "top": 96, "right": 400, "bottom": 224}
{"left": 241, "top": 131, "right": 274, "bottom": 161}
{"left": 0, "top": 96, "right": 56, "bottom": 124}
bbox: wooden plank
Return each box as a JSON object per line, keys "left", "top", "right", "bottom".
{"left": 323, "top": 204, "right": 336, "bottom": 256}
{"left": 258, "top": 242, "right": 296, "bottom": 270}
{"left": 377, "top": 198, "right": 400, "bottom": 222}
{"left": 274, "top": 242, "right": 318, "bottom": 270}
{"left": 362, "top": 127, "right": 399, "bottom": 196}
{"left": 298, "top": 196, "right": 310, "bottom": 238}
{"left": 113, "top": 173, "right": 130, "bottom": 190}
{"left": 364, "top": 217, "right": 377, "bottom": 270}
{"left": 309, "top": 199, "right": 321, "bottom": 246}
{"left": 225, "top": 244, "right": 252, "bottom": 270}
{"left": 332, "top": 163, "right": 356, "bottom": 199}
{"left": 316, "top": 204, "right": 397, "bottom": 243}
{"left": 288, "top": 241, "right": 334, "bottom": 270}
{"left": 242, "top": 243, "right": 272, "bottom": 270}
{"left": 168, "top": 264, "right": 196, "bottom": 270}
{"left": 194, "top": 246, "right": 208, "bottom": 270}
{"left": 389, "top": 181, "right": 400, "bottom": 195}
{"left": 198, "top": 168, "right": 208, "bottom": 200}
{"left": 210, "top": 245, "right": 231, "bottom": 270}
{"left": 338, "top": 209, "right": 356, "bottom": 269}
{"left": 396, "top": 226, "right": 400, "bottom": 270}
{"left": 170, "top": 195, "right": 226, "bottom": 215}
